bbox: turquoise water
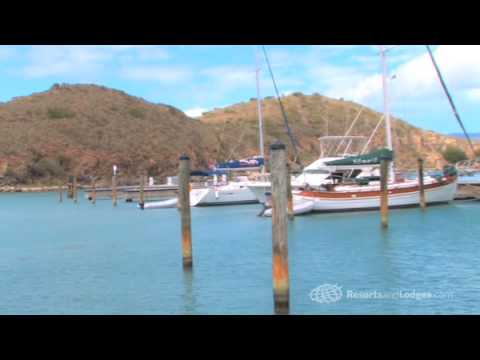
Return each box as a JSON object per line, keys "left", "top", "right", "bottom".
{"left": 1, "top": 192, "right": 480, "bottom": 314}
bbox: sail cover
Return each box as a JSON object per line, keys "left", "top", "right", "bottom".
{"left": 325, "top": 148, "right": 394, "bottom": 166}
{"left": 215, "top": 156, "right": 264, "bottom": 170}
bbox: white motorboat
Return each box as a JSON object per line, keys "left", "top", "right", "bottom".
{"left": 458, "top": 172, "right": 480, "bottom": 185}
{"left": 140, "top": 188, "right": 210, "bottom": 209}
{"left": 189, "top": 179, "right": 258, "bottom": 206}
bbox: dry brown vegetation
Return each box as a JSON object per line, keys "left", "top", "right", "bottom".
{"left": 0, "top": 84, "right": 217, "bottom": 185}
{"left": 200, "top": 92, "right": 478, "bottom": 170}
{"left": 0, "top": 84, "right": 476, "bottom": 185}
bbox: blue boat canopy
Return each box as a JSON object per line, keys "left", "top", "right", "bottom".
{"left": 214, "top": 156, "right": 264, "bottom": 170}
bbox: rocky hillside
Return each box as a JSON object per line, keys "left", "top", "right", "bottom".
{"left": 0, "top": 84, "right": 218, "bottom": 185}
{"left": 200, "top": 92, "right": 477, "bottom": 171}
{"left": 0, "top": 85, "right": 476, "bottom": 186}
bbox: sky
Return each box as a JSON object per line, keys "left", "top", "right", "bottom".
{"left": 0, "top": 45, "right": 478, "bottom": 134}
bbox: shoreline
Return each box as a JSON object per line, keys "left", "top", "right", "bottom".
{"left": 0, "top": 186, "right": 68, "bottom": 193}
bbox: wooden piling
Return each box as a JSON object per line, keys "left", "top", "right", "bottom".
{"left": 178, "top": 154, "right": 192, "bottom": 269}
{"left": 58, "top": 182, "right": 63, "bottom": 203}
{"left": 417, "top": 158, "right": 426, "bottom": 210}
{"left": 380, "top": 159, "right": 389, "bottom": 228}
{"left": 286, "top": 163, "right": 294, "bottom": 220}
{"left": 92, "top": 178, "right": 97, "bottom": 205}
{"left": 112, "top": 174, "right": 117, "bottom": 207}
{"left": 73, "top": 176, "right": 78, "bottom": 203}
{"left": 139, "top": 174, "right": 145, "bottom": 209}
{"left": 270, "top": 141, "right": 290, "bottom": 315}
{"left": 67, "top": 176, "right": 74, "bottom": 199}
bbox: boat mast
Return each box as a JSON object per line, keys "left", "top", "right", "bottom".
{"left": 380, "top": 45, "right": 395, "bottom": 180}
{"left": 255, "top": 46, "right": 266, "bottom": 174}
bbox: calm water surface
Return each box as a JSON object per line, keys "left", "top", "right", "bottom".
{"left": 1, "top": 192, "right": 479, "bottom": 314}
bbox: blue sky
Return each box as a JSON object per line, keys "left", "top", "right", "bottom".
{"left": 0, "top": 45, "right": 478, "bottom": 134}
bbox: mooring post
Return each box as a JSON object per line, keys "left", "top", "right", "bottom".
{"left": 179, "top": 154, "right": 192, "bottom": 269}
{"left": 286, "top": 163, "right": 294, "bottom": 220}
{"left": 67, "top": 176, "right": 74, "bottom": 199}
{"left": 270, "top": 141, "right": 290, "bottom": 315}
{"left": 418, "top": 158, "right": 426, "bottom": 210}
{"left": 380, "top": 159, "right": 389, "bottom": 228}
{"left": 139, "top": 174, "right": 145, "bottom": 209}
{"left": 92, "top": 177, "right": 97, "bottom": 205}
{"left": 58, "top": 181, "right": 63, "bottom": 203}
{"left": 73, "top": 176, "right": 78, "bottom": 203}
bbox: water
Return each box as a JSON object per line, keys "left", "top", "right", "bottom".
{"left": 1, "top": 192, "right": 480, "bottom": 314}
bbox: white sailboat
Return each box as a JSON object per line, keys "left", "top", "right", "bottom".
{"left": 142, "top": 47, "right": 265, "bottom": 209}
{"left": 291, "top": 46, "right": 458, "bottom": 214}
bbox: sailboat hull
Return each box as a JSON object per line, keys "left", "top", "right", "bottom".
{"left": 297, "top": 177, "right": 457, "bottom": 213}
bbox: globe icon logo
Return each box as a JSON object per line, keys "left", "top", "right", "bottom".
{"left": 310, "top": 284, "right": 343, "bottom": 304}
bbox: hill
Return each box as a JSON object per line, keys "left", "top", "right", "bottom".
{"left": 449, "top": 133, "right": 480, "bottom": 140}
{"left": 200, "top": 92, "right": 477, "bottom": 170}
{"left": 0, "top": 85, "right": 476, "bottom": 186}
{"left": 0, "top": 84, "right": 217, "bottom": 185}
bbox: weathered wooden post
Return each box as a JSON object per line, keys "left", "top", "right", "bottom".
{"left": 92, "top": 177, "right": 97, "bottom": 205}
{"left": 139, "top": 174, "right": 145, "bottom": 209}
{"left": 67, "top": 176, "right": 74, "bottom": 199}
{"left": 58, "top": 181, "right": 63, "bottom": 203}
{"left": 178, "top": 154, "right": 192, "bottom": 269}
{"left": 417, "top": 158, "right": 426, "bottom": 210}
{"left": 270, "top": 141, "right": 290, "bottom": 315}
{"left": 380, "top": 159, "right": 389, "bottom": 228}
{"left": 112, "top": 165, "right": 117, "bottom": 207}
{"left": 286, "top": 163, "right": 294, "bottom": 220}
{"left": 73, "top": 176, "right": 78, "bottom": 203}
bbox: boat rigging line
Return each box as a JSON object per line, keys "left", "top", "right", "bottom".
{"left": 425, "top": 45, "right": 476, "bottom": 157}
{"left": 261, "top": 45, "right": 303, "bottom": 168}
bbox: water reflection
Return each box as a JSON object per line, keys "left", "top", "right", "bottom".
{"left": 182, "top": 270, "right": 198, "bottom": 314}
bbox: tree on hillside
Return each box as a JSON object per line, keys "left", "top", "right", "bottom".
{"left": 442, "top": 145, "right": 468, "bottom": 164}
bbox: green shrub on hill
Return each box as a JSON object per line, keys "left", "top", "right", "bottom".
{"left": 128, "top": 108, "right": 146, "bottom": 119}
{"left": 47, "top": 107, "right": 75, "bottom": 119}
{"left": 442, "top": 145, "right": 468, "bottom": 164}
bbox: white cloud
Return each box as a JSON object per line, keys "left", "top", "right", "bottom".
{"left": 20, "top": 45, "right": 171, "bottom": 79}
{"left": 0, "top": 46, "right": 16, "bottom": 61}
{"left": 121, "top": 66, "right": 192, "bottom": 82}
{"left": 22, "top": 46, "right": 113, "bottom": 78}
{"left": 466, "top": 88, "right": 480, "bottom": 101}
{"left": 395, "top": 45, "right": 480, "bottom": 100}
{"left": 184, "top": 107, "right": 208, "bottom": 118}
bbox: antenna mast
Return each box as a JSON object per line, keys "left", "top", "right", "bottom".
{"left": 255, "top": 46, "right": 266, "bottom": 173}
{"left": 380, "top": 45, "right": 395, "bottom": 180}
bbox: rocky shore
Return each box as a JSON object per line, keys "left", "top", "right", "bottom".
{"left": 0, "top": 186, "right": 67, "bottom": 193}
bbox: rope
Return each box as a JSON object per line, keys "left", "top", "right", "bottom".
{"left": 262, "top": 45, "right": 303, "bottom": 168}
{"left": 426, "top": 45, "right": 476, "bottom": 157}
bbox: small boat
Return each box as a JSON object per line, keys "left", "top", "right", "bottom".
{"left": 262, "top": 198, "right": 315, "bottom": 217}
{"left": 190, "top": 176, "right": 258, "bottom": 206}
{"left": 141, "top": 197, "right": 178, "bottom": 209}
{"left": 140, "top": 188, "right": 210, "bottom": 209}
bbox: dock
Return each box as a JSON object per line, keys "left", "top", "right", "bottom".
{"left": 82, "top": 183, "right": 205, "bottom": 202}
